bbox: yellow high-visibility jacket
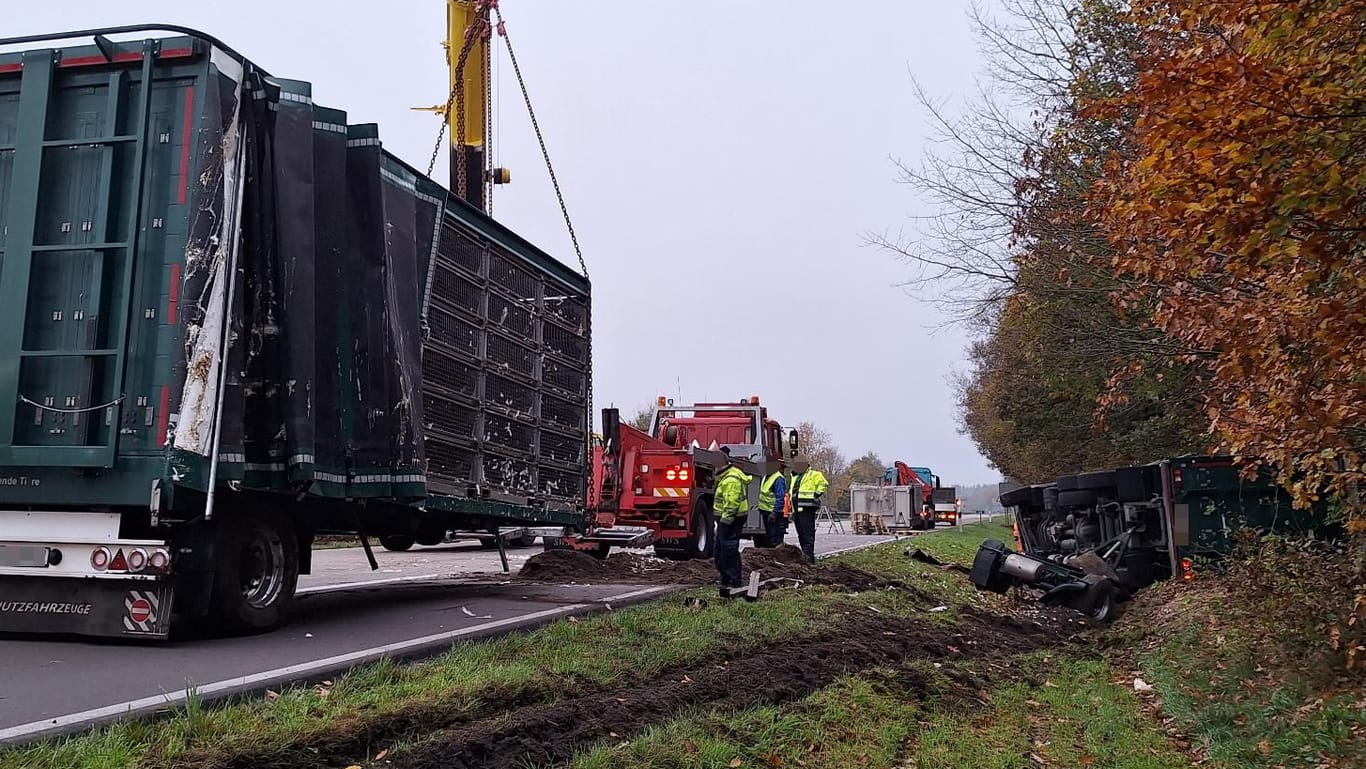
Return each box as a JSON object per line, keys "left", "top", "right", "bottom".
{"left": 714, "top": 465, "right": 753, "bottom": 523}
{"left": 790, "top": 470, "right": 829, "bottom": 509}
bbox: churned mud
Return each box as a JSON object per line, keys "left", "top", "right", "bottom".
{"left": 176, "top": 546, "right": 1077, "bottom": 769}
{"left": 379, "top": 608, "right": 1066, "bottom": 769}
{"left": 181, "top": 599, "right": 1067, "bottom": 769}
{"left": 518, "top": 543, "right": 897, "bottom": 590}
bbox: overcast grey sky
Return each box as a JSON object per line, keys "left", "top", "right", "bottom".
{"left": 10, "top": 1, "right": 1000, "bottom": 485}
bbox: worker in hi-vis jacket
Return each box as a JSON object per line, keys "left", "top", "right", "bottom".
{"left": 788, "top": 455, "right": 829, "bottom": 564}
{"left": 760, "top": 459, "right": 789, "bottom": 546}
{"left": 712, "top": 448, "right": 753, "bottom": 596}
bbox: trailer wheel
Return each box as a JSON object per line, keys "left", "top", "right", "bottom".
{"left": 209, "top": 513, "right": 299, "bottom": 634}
{"left": 380, "top": 535, "right": 415, "bottom": 552}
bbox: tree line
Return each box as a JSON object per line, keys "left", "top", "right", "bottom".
{"left": 875, "top": 0, "right": 1364, "bottom": 536}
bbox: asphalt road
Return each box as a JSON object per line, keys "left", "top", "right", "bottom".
{"left": 0, "top": 528, "right": 927, "bottom": 744}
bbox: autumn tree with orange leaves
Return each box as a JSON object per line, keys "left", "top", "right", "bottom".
{"left": 1085, "top": 1, "right": 1366, "bottom": 526}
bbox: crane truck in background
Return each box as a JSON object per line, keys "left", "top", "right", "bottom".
{"left": 0, "top": 13, "right": 592, "bottom": 640}
{"left": 542, "top": 397, "right": 799, "bottom": 560}
{"left": 883, "top": 462, "right": 958, "bottom": 527}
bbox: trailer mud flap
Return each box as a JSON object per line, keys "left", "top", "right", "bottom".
{"left": 0, "top": 577, "right": 174, "bottom": 640}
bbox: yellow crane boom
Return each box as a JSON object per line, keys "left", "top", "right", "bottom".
{"left": 418, "top": 1, "right": 509, "bottom": 211}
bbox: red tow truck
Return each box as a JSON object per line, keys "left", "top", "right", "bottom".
{"left": 548, "top": 398, "right": 798, "bottom": 559}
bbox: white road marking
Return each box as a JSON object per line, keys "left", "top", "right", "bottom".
{"left": 0, "top": 585, "right": 677, "bottom": 745}
{"left": 814, "top": 538, "right": 898, "bottom": 559}
{"left": 295, "top": 574, "right": 447, "bottom": 594}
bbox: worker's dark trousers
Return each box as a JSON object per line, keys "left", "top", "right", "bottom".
{"left": 792, "top": 507, "right": 818, "bottom": 564}
{"left": 763, "top": 511, "right": 786, "bottom": 546}
{"left": 715, "top": 517, "right": 745, "bottom": 587}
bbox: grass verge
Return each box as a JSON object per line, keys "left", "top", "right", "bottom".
{"left": 566, "top": 653, "right": 1190, "bottom": 769}
{"left": 3, "top": 520, "right": 1197, "bottom": 769}
{"left": 0, "top": 523, "right": 1010, "bottom": 769}
{"left": 1119, "top": 536, "right": 1366, "bottom": 768}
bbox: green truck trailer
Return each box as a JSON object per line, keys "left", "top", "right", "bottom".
{"left": 0, "top": 26, "right": 591, "bottom": 639}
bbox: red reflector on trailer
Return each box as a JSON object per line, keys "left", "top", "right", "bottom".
{"left": 109, "top": 549, "right": 128, "bottom": 572}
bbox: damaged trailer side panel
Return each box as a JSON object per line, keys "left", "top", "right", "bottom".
{"left": 0, "top": 29, "right": 588, "bottom": 638}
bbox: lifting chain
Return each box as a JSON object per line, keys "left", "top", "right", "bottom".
{"left": 425, "top": 4, "right": 595, "bottom": 490}
{"left": 483, "top": 17, "right": 495, "bottom": 214}
{"left": 490, "top": 4, "right": 594, "bottom": 474}
{"left": 426, "top": 0, "right": 491, "bottom": 192}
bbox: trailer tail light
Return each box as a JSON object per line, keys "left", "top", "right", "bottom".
{"left": 1180, "top": 557, "right": 1194, "bottom": 582}
{"left": 666, "top": 468, "right": 677, "bottom": 481}
{"left": 149, "top": 548, "right": 171, "bottom": 572}
{"left": 91, "top": 547, "right": 111, "bottom": 571}
{"left": 678, "top": 468, "right": 689, "bottom": 481}
{"left": 127, "top": 548, "right": 148, "bottom": 573}
{"left": 662, "top": 465, "right": 689, "bottom": 482}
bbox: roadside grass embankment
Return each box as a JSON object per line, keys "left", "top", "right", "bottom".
{"left": 0, "top": 519, "right": 1252, "bottom": 769}
{"left": 1116, "top": 535, "right": 1366, "bottom": 768}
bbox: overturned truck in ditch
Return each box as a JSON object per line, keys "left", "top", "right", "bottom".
{"left": 969, "top": 455, "right": 1329, "bottom": 622}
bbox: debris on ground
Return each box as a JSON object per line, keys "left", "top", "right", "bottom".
{"left": 517, "top": 544, "right": 896, "bottom": 591}
{"left": 908, "top": 547, "right": 971, "bottom": 574}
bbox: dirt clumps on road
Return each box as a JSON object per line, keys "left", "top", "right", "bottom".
{"left": 515, "top": 548, "right": 607, "bottom": 581}
{"left": 517, "top": 543, "right": 895, "bottom": 590}
{"left": 381, "top": 608, "right": 1065, "bottom": 769}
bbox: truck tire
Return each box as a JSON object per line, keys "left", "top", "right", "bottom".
{"left": 1084, "top": 580, "right": 1117, "bottom": 625}
{"left": 1115, "top": 466, "right": 1157, "bottom": 503}
{"left": 659, "top": 498, "right": 716, "bottom": 560}
{"left": 209, "top": 513, "right": 299, "bottom": 635}
{"left": 999, "top": 485, "right": 1039, "bottom": 509}
{"left": 1075, "top": 471, "right": 1117, "bottom": 492}
{"left": 380, "top": 535, "right": 415, "bottom": 552}
{"left": 1057, "top": 489, "right": 1099, "bottom": 508}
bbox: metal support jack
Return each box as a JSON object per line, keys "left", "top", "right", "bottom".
{"left": 490, "top": 524, "right": 510, "bottom": 573}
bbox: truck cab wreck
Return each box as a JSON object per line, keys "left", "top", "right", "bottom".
{"left": 969, "top": 455, "right": 1327, "bottom": 623}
